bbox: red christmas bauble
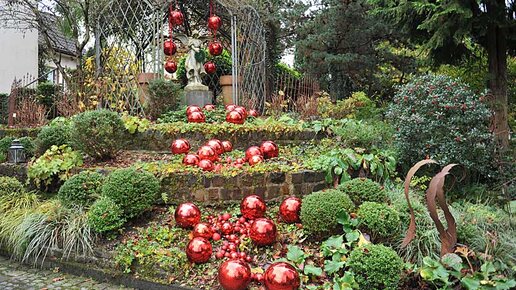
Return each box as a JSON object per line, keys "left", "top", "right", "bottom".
{"left": 207, "top": 139, "right": 225, "bottom": 155}
{"left": 209, "top": 41, "right": 223, "bottom": 56}
{"left": 170, "top": 139, "right": 190, "bottom": 155}
{"left": 218, "top": 259, "right": 252, "bottom": 290}
{"left": 240, "top": 195, "right": 266, "bottom": 219}
{"left": 222, "top": 141, "right": 233, "bottom": 153}
{"left": 186, "top": 105, "right": 202, "bottom": 115}
{"left": 248, "top": 155, "right": 264, "bottom": 166}
{"left": 233, "top": 106, "right": 248, "bottom": 119}
{"left": 249, "top": 218, "right": 277, "bottom": 246}
{"left": 245, "top": 146, "right": 262, "bottom": 160}
{"left": 226, "top": 104, "right": 237, "bottom": 111}
{"left": 221, "top": 222, "right": 234, "bottom": 235}
{"left": 186, "top": 237, "right": 212, "bottom": 264}
{"left": 175, "top": 203, "right": 201, "bottom": 228}
{"left": 260, "top": 141, "right": 279, "bottom": 159}
{"left": 204, "top": 104, "right": 216, "bottom": 111}
{"left": 248, "top": 109, "right": 259, "bottom": 117}
{"left": 264, "top": 262, "right": 300, "bottom": 290}
{"left": 183, "top": 154, "right": 200, "bottom": 166}
{"left": 208, "top": 15, "right": 222, "bottom": 31}
{"left": 187, "top": 111, "right": 206, "bottom": 123}
{"left": 193, "top": 223, "right": 214, "bottom": 239}
{"left": 198, "top": 159, "right": 215, "bottom": 171}
{"left": 165, "top": 61, "right": 177, "bottom": 74}
{"left": 226, "top": 111, "right": 245, "bottom": 125}
{"left": 204, "top": 61, "right": 217, "bottom": 74}
{"left": 198, "top": 145, "right": 218, "bottom": 162}
{"left": 164, "top": 40, "right": 177, "bottom": 56}
{"left": 170, "top": 10, "right": 184, "bottom": 26}
{"left": 279, "top": 197, "right": 302, "bottom": 224}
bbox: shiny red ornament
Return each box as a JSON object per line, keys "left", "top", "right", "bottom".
{"left": 164, "top": 61, "right": 177, "bottom": 74}
{"left": 207, "top": 139, "right": 225, "bottom": 155}
{"left": 279, "top": 197, "right": 302, "bottom": 223}
{"left": 245, "top": 146, "right": 262, "bottom": 160}
{"left": 249, "top": 218, "right": 277, "bottom": 246}
{"left": 264, "top": 262, "right": 301, "bottom": 290}
{"left": 187, "top": 111, "right": 206, "bottom": 123}
{"left": 198, "top": 159, "right": 215, "bottom": 171}
{"left": 170, "top": 10, "right": 184, "bottom": 26}
{"left": 209, "top": 41, "right": 223, "bottom": 56}
{"left": 226, "top": 111, "right": 245, "bottom": 125}
{"left": 186, "top": 105, "right": 202, "bottom": 115}
{"left": 260, "top": 141, "right": 279, "bottom": 159}
{"left": 222, "top": 141, "right": 233, "bottom": 153}
{"left": 233, "top": 106, "right": 248, "bottom": 119}
{"left": 204, "top": 61, "right": 217, "bottom": 74}
{"left": 240, "top": 195, "right": 266, "bottom": 219}
{"left": 170, "top": 139, "right": 190, "bottom": 155}
{"left": 175, "top": 203, "right": 201, "bottom": 228}
{"left": 248, "top": 109, "right": 259, "bottom": 117}
{"left": 198, "top": 145, "right": 218, "bottom": 162}
{"left": 226, "top": 104, "right": 237, "bottom": 111}
{"left": 164, "top": 40, "right": 177, "bottom": 56}
{"left": 218, "top": 259, "right": 252, "bottom": 290}
{"left": 204, "top": 104, "right": 216, "bottom": 111}
{"left": 186, "top": 237, "right": 212, "bottom": 264}
{"left": 183, "top": 154, "right": 200, "bottom": 166}
{"left": 221, "top": 222, "right": 233, "bottom": 235}
{"left": 192, "top": 223, "right": 214, "bottom": 239}
{"left": 208, "top": 15, "right": 222, "bottom": 31}
{"left": 248, "top": 155, "right": 264, "bottom": 166}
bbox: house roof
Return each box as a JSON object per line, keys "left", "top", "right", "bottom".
{"left": 38, "top": 12, "right": 77, "bottom": 57}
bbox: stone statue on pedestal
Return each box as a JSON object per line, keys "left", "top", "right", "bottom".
{"left": 176, "top": 31, "right": 209, "bottom": 92}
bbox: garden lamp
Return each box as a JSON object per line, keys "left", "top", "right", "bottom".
{"left": 8, "top": 139, "right": 26, "bottom": 164}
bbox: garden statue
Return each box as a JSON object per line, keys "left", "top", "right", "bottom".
{"left": 176, "top": 31, "right": 209, "bottom": 92}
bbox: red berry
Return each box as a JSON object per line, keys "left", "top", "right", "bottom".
{"left": 239, "top": 217, "right": 246, "bottom": 223}
{"left": 212, "top": 233, "right": 221, "bottom": 241}
{"left": 224, "top": 252, "right": 230, "bottom": 258}
{"left": 222, "top": 213, "right": 231, "bottom": 221}
{"left": 216, "top": 251, "right": 224, "bottom": 259}
{"left": 229, "top": 244, "right": 236, "bottom": 251}
{"left": 239, "top": 252, "right": 246, "bottom": 258}
{"left": 230, "top": 252, "right": 238, "bottom": 259}
{"left": 245, "top": 256, "right": 252, "bottom": 262}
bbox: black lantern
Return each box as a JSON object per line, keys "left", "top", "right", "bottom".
{"left": 8, "top": 139, "right": 26, "bottom": 164}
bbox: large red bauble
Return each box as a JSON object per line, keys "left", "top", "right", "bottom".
{"left": 226, "top": 104, "right": 237, "bottom": 111}
{"left": 222, "top": 141, "right": 233, "bottom": 153}
{"left": 209, "top": 41, "right": 223, "bottom": 56}
{"left": 198, "top": 159, "right": 215, "bottom": 171}
{"left": 170, "top": 10, "right": 184, "bottom": 26}
{"left": 207, "top": 139, "right": 225, "bottom": 155}
{"left": 187, "top": 111, "right": 206, "bottom": 123}
{"left": 218, "top": 259, "right": 252, "bottom": 290}
{"left": 264, "top": 262, "right": 300, "bottom": 290}
{"left": 175, "top": 203, "right": 201, "bottom": 228}
{"left": 208, "top": 15, "right": 222, "bottom": 31}
{"left": 221, "top": 222, "right": 234, "bottom": 235}
{"left": 204, "top": 104, "right": 216, "bottom": 111}
{"left": 248, "top": 155, "right": 264, "bottom": 166}
{"left": 249, "top": 218, "right": 277, "bottom": 246}
{"left": 164, "top": 40, "right": 177, "bottom": 56}
{"left": 233, "top": 106, "right": 248, "bottom": 119}
{"left": 164, "top": 61, "right": 177, "bottom": 73}
{"left": 183, "top": 154, "right": 200, "bottom": 166}
{"left": 192, "top": 223, "right": 214, "bottom": 239}
{"left": 170, "top": 139, "right": 190, "bottom": 155}
{"left": 186, "top": 237, "right": 212, "bottom": 264}
{"left": 226, "top": 111, "right": 245, "bottom": 125}
{"left": 240, "top": 195, "right": 266, "bottom": 219}
{"left": 204, "top": 61, "right": 217, "bottom": 74}
{"left": 279, "top": 197, "right": 302, "bottom": 224}
{"left": 198, "top": 145, "right": 218, "bottom": 162}
{"left": 245, "top": 146, "right": 262, "bottom": 160}
{"left": 260, "top": 141, "right": 279, "bottom": 159}
{"left": 248, "top": 109, "right": 259, "bottom": 117}
{"left": 186, "top": 105, "right": 202, "bottom": 115}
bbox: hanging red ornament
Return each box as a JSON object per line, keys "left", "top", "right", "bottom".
{"left": 170, "top": 10, "right": 184, "bottom": 26}
{"left": 209, "top": 41, "right": 223, "bottom": 56}
{"left": 222, "top": 141, "right": 233, "bottom": 153}
{"left": 183, "top": 154, "right": 200, "bottom": 166}
{"left": 198, "top": 159, "right": 215, "bottom": 171}
{"left": 248, "top": 109, "right": 259, "bottom": 117}
{"left": 260, "top": 141, "right": 279, "bottom": 159}
{"left": 233, "top": 106, "right": 248, "bottom": 118}
{"left": 240, "top": 195, "right": 266, "bottom": 219}
{"left": 248, "top": 155, "right": 264, "bottom": 166}
{"left": 164, "top": 40, "right": 177, "bottom": 56}
{"left": 187, "top": 111, "right": 206, "bottom": 123}
{"left": 192, "top": 223, "right": 214, "bottom": 239}
{"left": 245, "top": 146, "right": 262, "bottom": 160}
{"left": 186, "top": 105, "right": 202, "bottom": 116}
{"left": 171, "top": 139, "right": 190, "bottom": 155}
{"left": 218, "top": 259, "right": 252, "bottom": 290}
{"left": 198, "top": 145, "right": 218, "bottom": 162}
{"left": 207, "top": 139, "right": 225, "bottom": 155}
{"left": 264, "top": 262, "right": 301, "bottom": 290}
{"left": 186, "top": 237, "right": 212, "bottom": 264}
{"left": 208, "top": 15, "right": 222, "bottom": 31}
{"left": 165, "top": 60, "right": 177, "bottom": 74}
{"left": 249, "top": 218, "right": 277, "bottom": 246}
{"left": 175, "top": 203, "right": 201, "bottom": 228}
{"left": 204, "top": 104, "right": 216, "bottom": 111}
{"left": 204, "top": 61, "right": 217, "bottom": 74}
{"left": 279, "top": 197, "right": 302, "bottom": 224}
{"left": 226, "top": 111, "right": 245, "bottom": 124}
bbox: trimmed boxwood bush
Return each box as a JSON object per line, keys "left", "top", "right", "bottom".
{"left": 300, "top": 189, "right": 354, "bottom": 236}
{"left": 0, "top": 176, "right": 24, "bottom": 196}
{"left": 87, "top": 196, "right": 125, "bottom": 233}
{"left": 357, "top": 202, "right": 400, "bottom": 242}
{"left": 348, "top": 244, "right": 404, "bottom": 290}
{"left": 71, "top": 110, "right": 126, "bottom": 160}
{"left": 57, "top": 171, "right": 104, "bottom": 207}
{"left": 338, "top": 178, "right": 386, "bottom": 206}
{"left": 101, "top": 168, "right": 160, "bottom": 219}
{"left": 35, "top": 118, "right": 71, "bottom": 155}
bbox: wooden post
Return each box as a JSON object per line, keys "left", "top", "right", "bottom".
{"left": 7, "top": 80, "right": 17, "bottom": 128}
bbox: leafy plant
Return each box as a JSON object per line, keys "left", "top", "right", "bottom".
{"left": 27, "top": 145, "right": 83, "bottom": 188}
{"left": 357, "top": 202, "right": 400, "bottom": 242}
{"left": 87, "top": 196, "right": 125, "bottom": 233}
{"left": 57, "top": 171, "right": 104, "bottom": 207}
{"left": 338, "top": 178, "right": 387, "bottom": 206}
{"left": 147, "top": 78, "right": 182, "bottom": 120}
{"left": 121, "top": 113, "right": 151, "bottom": 134}
{"left": 317, "top": 91, "right": 379, "bottom": 120}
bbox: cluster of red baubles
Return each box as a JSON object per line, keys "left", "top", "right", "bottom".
{"left": 163, "top": 7, "right": 184, "bottom": 74}
{"left": 174, "top": 195, "right": 302, "bottom": 289}
{"left": 203, "top": 14, "right": 224, "bottom": 74}
{"left": 183, "top": 104, "right": 259, "bottom": 125}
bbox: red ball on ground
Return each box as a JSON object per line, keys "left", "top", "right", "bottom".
{"left": 186, "top": 237, "right": 212, "bottom": 264}
{"left": 198, "top": 145, "right": 218, "bottom": 162}
{"left": 240, "top": 195, "right": 266, "bottom": 219}
{"left": 226, "top": 111, "right": 245, "bottom": 124}
{"left": 198, "top": 159, "right": 215, "bottom": 171}
{"left": 222, "top": 141, "right": 233, "bottom": 153}
{"left": 233, "top": 106, "right": 248, "bottom": 119}
{"left": 192, "top": 223, "right": 214, "bottom": 239}
{"left": 186, "top": 105, "right": 202, "bottom": 115}
{"left": 204, "top": 104, "right": 216, "bottom": 111}
{"left": 248, "top": 155, "right": 264, "bottom": 166}
{"left": 213, "top": 232, "right": 221, "bottom": 241}
{"left": 226, "top": 104, "right": 237, "bottom": 111}
{"left": 249, "top": 218, "right": 277, "bottom": 246}
{"left": 187, "top": 111, "right": 205, "bottom": 123}
{"left": 207, "top": 139, "right": 225, "bottom": 155}
{"left": 171, "top": 139, "right": 190, "bottom": 155}
{"left": 264, "top": 262, "right": 300, "bottom": 290}
{"left": 221, "top": 222, "right": 234, "bottom": 235}
{"left": 279, "top": 197, "right": 302, "bottom": 224}
{"left": 174, "top": 203, "right": 201, "bottom": 228}
{"left": 183, "top": 154, "right": 200, "bottom": 166}
{"left": 218, "top": 259, "right": 252, "bottom": 290}
{"left": 245, "top": 146, "right": 262, "bottom": 160}
{"left": 248, "top": 109, "right": 259, "bottom": 117}
{"left": 260, "top": 141, "right": 279, "bottom": 159}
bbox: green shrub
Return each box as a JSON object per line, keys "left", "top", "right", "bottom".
{"left": 87, "top": 196, "right": 125, "bottom": 233}
{"left": 332, "top": 119, "right": 394, "bottom": 149}
{"left": 338, "top": 178, "right": 386, "bottom": 206}
{"left": 147, "top": 79, "right": 182, "bottom": 120}
{"left": 318, "top": 91, "right": 379, "bottom": 120}
{"left": 57, "top": 171, "right": 104, "bottom": 207}
{"left": 357, "top": 202, "right": 400, "bottom": 242}
{"left": 387, "top": 74, "right": 493, "bottom": 176}
{"left": 347, "top": 244, "right": 404, "bottom": 290}
{"left": 71, "top": 110, "right": 126, "bottom": 160}
{"left": 27, "top": 145, "right": 83, "bottom": 188}
{"left": 0, "top": 136, "right": 14, "bottom": 156}
{"left": 0, "top": 152, "right": 5, "bottom": 163}
{"left": 101, "top": 168, "right": 160, "bottom": 219}
{"left": 300, "top": 189, "right": 354, "bottom": 236}
{"left": 35, "top": 117, "right": 71, "bottom": 155}
{"left": 0, "top": 176, "right": 24, "bottom": 196}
